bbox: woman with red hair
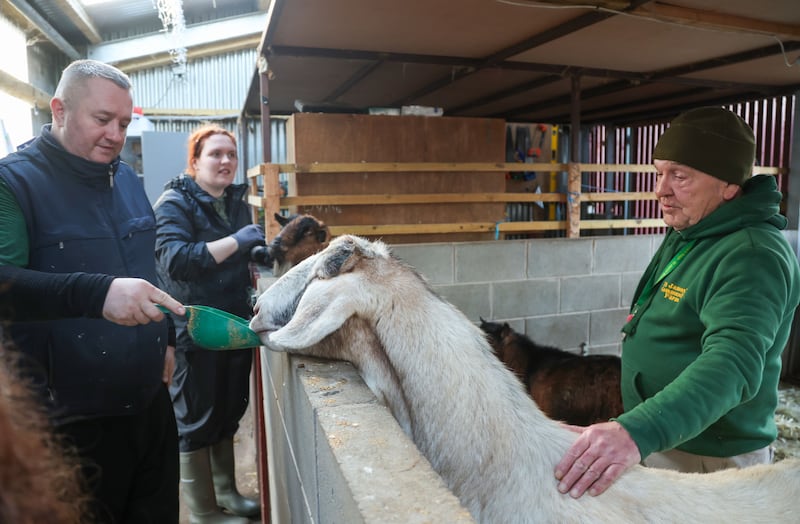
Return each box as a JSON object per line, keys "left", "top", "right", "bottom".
{"left": 154, "top": 124, "right": 262, "bottom": 522}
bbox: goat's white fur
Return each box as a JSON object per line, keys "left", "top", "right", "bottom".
{"left": 251, "top": 235, "right": 798, "bottom": 524}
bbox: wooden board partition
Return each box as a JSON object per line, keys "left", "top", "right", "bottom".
{"left": 248, "top": 120, "right": 788, "bottom": 240}
{"left": 286, "top": 113, "right": 507, "bottom": 243}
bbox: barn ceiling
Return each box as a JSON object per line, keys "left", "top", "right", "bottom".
{"left": 4, "top": 0, "right": 800, "bottom": 127}
{"left": 245, "top": 0, "right": 800, "bottom": 126}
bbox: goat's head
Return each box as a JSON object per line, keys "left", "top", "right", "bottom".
{"left": 250, "top": 234, "right": 390, "bottom": 353}
{"left": 252, "top": 213, "right": 332, "bottom": 273}
{"left": 479, "top": 318, "right": 514, "bottom": 358}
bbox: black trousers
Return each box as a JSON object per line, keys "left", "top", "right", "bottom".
{"left": 169, "top": 348, "right": 252, "bottom": 452}
{"left": 57, "top": 385, "right": 179, "bottom": 524}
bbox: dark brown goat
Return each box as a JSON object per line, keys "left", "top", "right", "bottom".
{"left": 251, "top": 213, "right": 332, "bottom": 275}
{"left": 479, "top": 318, "right": 623, "bottom": 426}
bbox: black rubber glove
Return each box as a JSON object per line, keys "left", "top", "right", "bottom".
{"left": 231, "top": 224, "right": 265, "bottom": 254}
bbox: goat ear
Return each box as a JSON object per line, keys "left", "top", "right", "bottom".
{"left": 318, "top": 237, "right": 363, "bottom": 278}
{"left": 269, "top": 292, "right": 355, "bottom": 350}
{"left": 315, "top": 226, "right": 330, "bottom": 243}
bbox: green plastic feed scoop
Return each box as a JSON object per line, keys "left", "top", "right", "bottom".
{"left": 156, "top": 304, "right": 261, "bottom": 350}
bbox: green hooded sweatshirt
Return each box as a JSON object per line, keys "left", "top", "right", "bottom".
{"left": 615, "top": 175, "right": 800, "bottom": 459}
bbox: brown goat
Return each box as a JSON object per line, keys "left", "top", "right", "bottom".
{"left": 251, "top": 213, "right": 331, "bottom": 276}
{"left": 479, "top": 318, "right": 623, "bottom": 426}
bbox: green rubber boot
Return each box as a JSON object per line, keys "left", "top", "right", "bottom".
{"left": 180, "top": 448, "right": 250, "bottom": 524}
{"left": 210, "top": 437, "right": 261, "bottom": 518}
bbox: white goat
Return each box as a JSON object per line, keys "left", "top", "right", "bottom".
{"left": 250, "top": 234, "right": 799, "bottom": 524}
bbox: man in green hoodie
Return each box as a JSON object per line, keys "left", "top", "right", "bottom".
{"left": 554, "top": 106, "right": 800, "bottom": 498}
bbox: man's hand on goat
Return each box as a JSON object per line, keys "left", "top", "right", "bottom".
{"left": 554, "top": 421, "right": 641, "bottom": 498}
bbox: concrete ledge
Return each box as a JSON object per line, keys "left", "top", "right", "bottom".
{"left": 260, "top": 349, "right": 474, "bottom": 524}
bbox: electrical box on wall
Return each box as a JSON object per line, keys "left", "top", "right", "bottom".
{"left": 141, "top": 131, "right": 189, "bottom": 206}
{"left": 121, "top": 136, "right": 143, "bottom": 175}
{"left": 120, "top": 108, "right": 155, "bottom": 176}
{"left": 117, "top": 108, "right": 188, "bottom": 206}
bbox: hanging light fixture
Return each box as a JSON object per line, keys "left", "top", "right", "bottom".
{"left": 153, "top": 0, "right": 187, "bottom": 72}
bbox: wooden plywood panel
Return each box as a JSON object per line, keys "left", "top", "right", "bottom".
{"left": 286, "top": 113, "right": 506, "bottom": 243}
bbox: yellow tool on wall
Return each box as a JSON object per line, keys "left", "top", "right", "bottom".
{"left": 548, "top": 125, "right": 559, "bottom": 221}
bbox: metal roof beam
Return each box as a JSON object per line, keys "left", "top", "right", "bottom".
{"left": 494, "top": 41, "right": 800, "bottom": 120}
{"left": 269, "top": 45, "right": 648, "bottom": 81}
{"left": 390, "top": 0, "right": 656, "bottom": 105}
{"left": 5, "top": 0, "right": 81, "bottom": 59}
{"left": 323, "top": 61, "right": 384, "bottom": 103}
{"left": 113, "top": 34, "right": 261, "bottom": 73}
{"left": 448, "top": 75, "right": 563, "bottom": 115}
{"left": 0, "top": 68, "right": 52, "bottom": 110}
{"left": 87, "top": 13, "right": 266, "bottom": 65}
{"left": 50, "top": 0, "right": 102, "bottom": 44}
{"left": 568, "top": 85, "right": 800, "bottom": 126}
{"left": 635, "top": 2, "right": 800, "bottom": 40}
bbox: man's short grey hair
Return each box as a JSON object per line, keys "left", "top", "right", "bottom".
{"left": 54, "top": 59, "right": 132, "bottom": 104}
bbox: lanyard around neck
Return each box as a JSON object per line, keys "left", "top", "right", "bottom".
{"left": 626, "top": 239, "right": 697, "bottom": 323}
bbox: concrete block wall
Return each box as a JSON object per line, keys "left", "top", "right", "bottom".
{"left": 392, "top": 234, "right": 661, "bottom": 356}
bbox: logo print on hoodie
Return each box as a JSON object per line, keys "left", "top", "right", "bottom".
{"left": 661, "top": 280, "right": 686, "bottom": 303}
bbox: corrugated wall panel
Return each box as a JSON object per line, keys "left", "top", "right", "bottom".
{"left": 586, "top": 96, "right": 795, "bottom": 235}
{"left": 271, "top": 118, "right": 288, "bottom": 164}
{"left": 128, "top": 49, "right": 257, "bottom": 113}
{"left": 124, "top": 48, "right": 277, "bottom": 184}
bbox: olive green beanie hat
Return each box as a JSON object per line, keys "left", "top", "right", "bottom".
{"left": 653, "top": 106, "right": 756, "bottom": 185}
